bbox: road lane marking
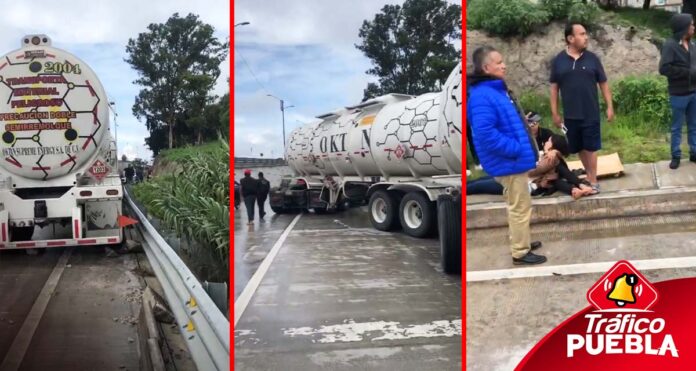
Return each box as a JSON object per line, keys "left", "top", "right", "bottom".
{"left": 235, "top": 214, "right": 302, "bottom": 326}
{"left": 283, "top": 319, "right": 461, "bottom": 343}
{"left": 1, "top": 247, "right": 73, "bottom": 371}
{"left": 467, "top": 255, "right": 696, "bottom": 282}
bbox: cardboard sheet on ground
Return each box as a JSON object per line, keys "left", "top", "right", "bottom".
{"left": 567, "top": 152, "right": 624, "bottom": 178}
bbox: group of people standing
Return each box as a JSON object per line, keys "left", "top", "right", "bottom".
{"left": 239, "top": 170, "right": 271, "bottom": 225}
{"left": 467, "top": 15, "right": 696, "bottom": 266}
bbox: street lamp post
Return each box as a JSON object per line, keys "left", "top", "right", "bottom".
{"left": 109, "top": 101, "right": 118, "bottom": 152}
{"left": 267, "top": 94, "right": 294, "bottom": 155}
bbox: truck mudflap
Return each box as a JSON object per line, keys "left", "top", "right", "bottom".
{"left": 437, "top": 193, "right": 461, "bottom": 274}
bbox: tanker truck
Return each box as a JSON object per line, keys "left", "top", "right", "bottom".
{"left": 270, "top": 63, "right": 462, "bottom": 274}
{"left": 0, "top": 35, "right": 122, "bottom": 249}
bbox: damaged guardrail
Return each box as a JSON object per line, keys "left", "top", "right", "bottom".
{"left": 124, "top": 188, "right": 229, "bottom": 370}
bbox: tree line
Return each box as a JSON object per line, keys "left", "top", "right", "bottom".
{"left": 125, "top": 13, "right": 229, "bottom": 156}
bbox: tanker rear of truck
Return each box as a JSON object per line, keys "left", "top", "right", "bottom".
{"left": 0, "top": 35, "right": 122, "bottom": 249}
{"left": 270, "top": 63, "right": 462, "bottom": 273}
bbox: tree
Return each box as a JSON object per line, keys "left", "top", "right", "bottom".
{"left": 185, "top": 93, "right": 227, "bottom": 144}
{"left": 643, "top": 0, "right": 651, "bottom": 10}
{"left": 125, "top": 13, "right": 228, "bottom": 154}
{"left": 355, "top": 0, "right": 461, "bottom": 101}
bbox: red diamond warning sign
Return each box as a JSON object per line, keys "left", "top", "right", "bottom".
{"left": 394, "top": 144, "right": 405, "bottom": 159}
{"left": 87, "top": 159, "right": 110, "bottom": 181}
{"left": 586, "top": 260, "right": 659, "bottom": 311}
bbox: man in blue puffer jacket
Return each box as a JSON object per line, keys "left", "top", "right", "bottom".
{"left": 467, "top": 46, "right": 547, "bottom": 265}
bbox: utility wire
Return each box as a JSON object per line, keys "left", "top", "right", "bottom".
{"left": 234, "top": 45, "right": 270, "bottom": 95}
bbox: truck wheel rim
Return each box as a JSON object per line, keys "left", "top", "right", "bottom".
{"left": 372, "top": 198, "right": 387, "bottom": 223}
{"left": 404, "top": 200, "right": 423, "bottom": 229}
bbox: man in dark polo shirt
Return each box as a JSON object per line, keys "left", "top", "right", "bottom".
{"left": 550, "top": 22, "right": 614, "bottom": 194}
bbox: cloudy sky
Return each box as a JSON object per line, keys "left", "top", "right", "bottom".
{"left": 0, "top": 0, "right": 230, "bottom": 161}
{"left": 234, "top": 0, "right": 414, "bottom": 159}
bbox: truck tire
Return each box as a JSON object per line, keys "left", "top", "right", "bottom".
{"left": 11, "top": 226, "right": 34, "bottom": 242}
{"left": 271, "top": 206, "right": 285, "bottom": 214}
{"left": 399, "top": 192, "right": 435, "bottom": 238}
{"left": 437, "top": 194, "right": 461, "bottom": 274}
{"left": 369, "top": 190, "right": 400, "bottom": 231}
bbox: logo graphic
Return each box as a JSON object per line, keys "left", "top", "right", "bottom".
{"left": 586, "top": 260, "right": 658, "bottom": 311}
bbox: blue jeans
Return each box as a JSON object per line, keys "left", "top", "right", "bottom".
{"left": 669, "top": 93, "right": 696, "bottom": 159}
{"left": 466, "top": 176, "right": 504, "bottom": 195}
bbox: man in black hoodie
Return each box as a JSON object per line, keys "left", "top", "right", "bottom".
{"left": 241, "top": 170, "right": 258, "bottom": 225}
{"left": 257, "top": 172, "right": 270, "bottom": 219}
{"left": 659, "top": 13, "right": 696, "bottom": 170}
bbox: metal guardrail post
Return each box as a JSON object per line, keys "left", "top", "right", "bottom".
{"left": 124, "top": 188, "right": 229, "bottom": 370}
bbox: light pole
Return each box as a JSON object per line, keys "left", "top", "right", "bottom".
{"left": 109, "top": 101, "right": 119, "bottom": 153}
{"left": 267, "top": 94, "right": 294, "bottom": 154}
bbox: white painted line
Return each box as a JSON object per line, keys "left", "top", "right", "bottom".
{"left": 235, "top": 214, "right": 302, "bottom": 326}
{"left": 467, "top": 255, "right": 696, "bottom": 282}
{"left": 1, "top": 247, "right": 73, "bottom": 371}
{"left": 283, "top": 319, "right": 461, "bottom": 344}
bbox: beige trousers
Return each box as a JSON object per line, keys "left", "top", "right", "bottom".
{"left": 496, "top": 173, "right": 532, "bottom": 259}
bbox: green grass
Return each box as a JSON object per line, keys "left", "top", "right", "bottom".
{"left": 607, "top": 7, "right": 673, "bottom": 39}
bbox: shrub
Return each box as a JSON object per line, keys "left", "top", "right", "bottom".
{"left": 568, "top": 1, "right": 601, "bottom": 28}
{"left": 611, "top": 75, "right": 670, "bottom": 130}
{"left": 468, "top": 0, "right": 550, "bottom": 37}
{"left": 133, "top": 139, "right": 230, "bottom": 263}
{"left": 540, "top": 0, "right": 576, "bottom": 20}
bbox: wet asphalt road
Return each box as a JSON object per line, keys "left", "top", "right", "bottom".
{"left": 234, "top": 201, "right": 462, "bottom": 370}
{"left": 0, "top": 225, "right": 141, "bottom": 370}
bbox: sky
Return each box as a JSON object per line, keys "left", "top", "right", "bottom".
{"left": 0, "top": 0, "right": 230, "bottom": 162}
{"left": 234, "top": 0, "right": 411, "bottom": 159}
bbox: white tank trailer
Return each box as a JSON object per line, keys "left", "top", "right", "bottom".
{"left": 271, "top": 63, "right": 462, "bottom": 274}
{"left": 0, "top": 35, "right": 123, "bottom": 249}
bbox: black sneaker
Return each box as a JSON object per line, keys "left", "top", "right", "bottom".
{"left": 530, "top": 241, "right": 542, "bottom": 251}
{"left": 513, "top": 252, "right": 548, "bottom": 265}
{"left": 670, "top": 158, "right": 680, "bottom": 169}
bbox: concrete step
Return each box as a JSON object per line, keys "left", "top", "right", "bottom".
{"left": 466, "top": 211, "right": 696, "bottom": 271}
{"left": 466, "top": 160, "right": 696, "bottom": 229}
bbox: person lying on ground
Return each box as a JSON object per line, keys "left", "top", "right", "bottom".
{"left": 528, "top": 134, "right": 595, "bottom": 200}
{"left": 466, "top": 176, "right": 504, "bottom": 195}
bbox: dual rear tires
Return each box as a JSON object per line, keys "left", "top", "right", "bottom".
{"left": 368, "top": 189, "right": 461, "bottom": 274}
{"left": 368, "top": 190, "right": 435, "bottom": 237}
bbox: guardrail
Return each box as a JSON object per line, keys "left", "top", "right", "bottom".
{"left": 234, "top": 157, "right": 287, "bottom": 168}
{"left": 124, "top": 188, "right": 230, "bottom": 370}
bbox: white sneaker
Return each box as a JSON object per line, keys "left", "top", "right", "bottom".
{"left": 528, "top": 181, "right": 538, "bottom": 194}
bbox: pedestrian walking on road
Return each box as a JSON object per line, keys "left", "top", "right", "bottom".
{"left": 467, "top": 45, "right": 547, "bottom": 265}
{"left": 257, "top": 172, "right": 270, "bottom": 219}
{"left": 550, "top": 22, "right": 614, "bottom": 194}
{"left": 240, "top": 170, "right": 258, "bottom": 225}
{"left": 659, "top": 14, "right": 696, "bottom": 169}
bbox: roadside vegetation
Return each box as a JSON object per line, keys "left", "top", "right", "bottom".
{"left": 133, "top": 140, "right": 230, "bottom": 270}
